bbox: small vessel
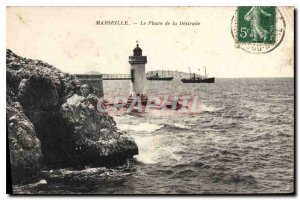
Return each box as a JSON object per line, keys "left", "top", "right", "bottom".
{"left": 181, "top": 67, "right": 215, "bottom": 83}
{"left": 147, "top": 71, "right": 173, "bottom": 81}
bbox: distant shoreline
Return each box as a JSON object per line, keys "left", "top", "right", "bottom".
{"left": 85, "top": 70, "right": 293, "bottom": 79}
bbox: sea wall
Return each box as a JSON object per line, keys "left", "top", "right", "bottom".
{"left": 6, "top": 49, "right": 138, "bottom": 184}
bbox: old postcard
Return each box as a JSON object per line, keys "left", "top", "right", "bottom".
{"left": 6, "top": 6, "right": 294, "bottom": 194}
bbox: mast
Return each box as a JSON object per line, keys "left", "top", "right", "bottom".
{"left": 188, "top": 67, "right": 191, "bottom": 79}
{"left": 205, "top": 67, "right": 207, "bottom": 78}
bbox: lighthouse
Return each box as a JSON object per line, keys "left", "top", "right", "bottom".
{"left": 128, "top": 42, "right": 147, "bottom": 97}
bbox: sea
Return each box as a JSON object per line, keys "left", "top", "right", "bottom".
{"left": 13, "top": 78, "right": 294, "bottom": 194}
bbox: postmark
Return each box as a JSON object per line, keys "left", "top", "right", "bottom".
{"left": 231, "top": 6, "right": 286, "bottom": 54}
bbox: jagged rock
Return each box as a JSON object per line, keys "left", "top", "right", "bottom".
{"left": 6, "top": 49, "right": 138, "bottom": 184}
{"left": 60, "top": 94, "right": 136, "bottom": 166}
{"left": 79, "top": 84, "right": 94, "bottom": 97}
{"left": 7, "top": 101, "right": 42, "bottom": 184}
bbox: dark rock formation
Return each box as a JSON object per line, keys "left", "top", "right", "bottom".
{"left": 7, "top": 101, "right": 42, "bottom": 184}
{"left": 6, "top": 49, "right": 138, "bottom": 184}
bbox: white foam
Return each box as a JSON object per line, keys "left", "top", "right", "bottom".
{"left": 173, "top": 123, "right": 188, "bottom": 129}
{"left": 27, "top": 179, "right": 47, "bottom": 187}
{"left": 133, "top": 134, "right": 182, "bottom": 164}
{"left": 38, "top": 179, "right": 47, "bottom": 184}
{"left": 199, "top": 104, "right": 225, "bottom": 112}
{"left": 118, "top": 122, "right": 163, "bottom": 133}
{"left": 144, "top": 103, "right": 225, "bottom": 115}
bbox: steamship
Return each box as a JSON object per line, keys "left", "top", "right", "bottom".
{"left": 181, "top": 67, "right": 215, "bottom": 83}
{"left": 147, "top": 71, "right": 173, "bottom": 81}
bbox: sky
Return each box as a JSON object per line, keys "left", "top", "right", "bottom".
{"left": 6, "top": 7, "right": 294, "bottom": 78}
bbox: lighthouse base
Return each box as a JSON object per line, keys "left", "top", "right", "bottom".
{"left": 126, "top": 94, "right": 148, "bottom": 107}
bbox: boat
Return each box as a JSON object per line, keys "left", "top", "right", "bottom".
{"left": 181, "top": 67, "right": 215, "bottom": 83}
{"left": 147, "top": 71, "right": 173, "bottom": 81}
{"left": 181, "top": 77, "right": 215, "bottom": 83}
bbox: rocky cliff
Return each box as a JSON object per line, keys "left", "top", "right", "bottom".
{"left": 6, "top": 49, "right": 138, "bottom": 184}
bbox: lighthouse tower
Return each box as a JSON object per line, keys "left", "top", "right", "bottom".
{"left": 129, "top": 42, "right": 147, "bottom": 97}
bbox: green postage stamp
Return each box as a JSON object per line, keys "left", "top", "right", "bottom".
{"left": 231, "top": 6, "right": 286, "bottom": 54}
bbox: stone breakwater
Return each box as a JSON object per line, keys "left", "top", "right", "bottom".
{"left": 6, "top": 49, "right": 138, "bottom": 184}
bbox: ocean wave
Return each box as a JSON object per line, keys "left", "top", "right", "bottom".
{"left": 151, "top": 169, "right": 174, "bottom": 176}
{"left": 118, "top": 121, "right": 193, "bottom": 133}
{"left": 200, "top": 104, "right": 225, "bottom": 113}
{"left": 161, "top": 123, "right": 190, "bottom": 131}
{"left": 117, "top": 122, "right": 163, "bottom": 133}
{"left": 123, "top": 103, "right": 226, "bottom": 116}
{"left": 173, "top": 161, "right": 209, "bottom": 169}
{"left": 277, "top": 132, "right": 292, "bottom": 138}
{"left": 133, "top": 134, "right": 182, "bottom": 164}
{"left": 171, "top": 169, "right": 198, "bottom": 179}
{"left": 210, "top": 171, "right": 257, "bottom": 186}
{"left": 220, "top": 149, "right": 239, "bottom": 156}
